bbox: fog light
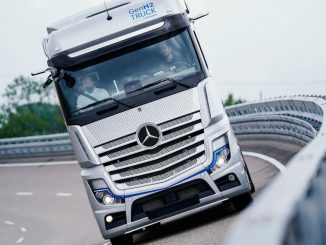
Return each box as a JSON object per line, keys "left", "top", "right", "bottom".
{"left": 103, "top": 195, "right": 115, "bottom": 205}
{"left": 106, "top": 215, "right": 113, "bottom": 223}
{"left": 228, "top": 174, "right": 236, "bottom": 182}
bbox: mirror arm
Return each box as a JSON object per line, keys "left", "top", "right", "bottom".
{"left": 31, "top": 67, "right": 59, "bottom": 78}
{"left": 31, "top": 68, "right": 50, "bottom": 76}
{"left": 189, "top": 12, "right": 209, "bottom": 22}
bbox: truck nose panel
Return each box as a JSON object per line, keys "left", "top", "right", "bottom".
{"left": 131, "top": 179, "right": 214, "bottom": 221}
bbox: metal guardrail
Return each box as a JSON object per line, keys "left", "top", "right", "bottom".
{"left": 225, "top": 96, "right": 326, "bottom": 245}
{"left": 1, "top": 96, "right": 321, "bottom": 160}
{"left": 0, "top": 96, "right": 325, "bottom": 244}
{"left": 0, "top": 133, "right": 73, "bottom": 159}
{"left": 227, "top": 96, "right": 323, "bottom": 146}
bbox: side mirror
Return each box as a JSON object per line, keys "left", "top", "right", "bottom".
{"left": 63, "top": 73, "right": 76, "bottom": 88}
{"left": 43, "top": 75, "right": 54, "bottom": 89}
{"left": 189, "top": 12, "right": 209, "bottom": 21}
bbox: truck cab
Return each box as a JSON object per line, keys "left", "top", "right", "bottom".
{"left": 42, "top": 0, "right": 254, "bottom": 244}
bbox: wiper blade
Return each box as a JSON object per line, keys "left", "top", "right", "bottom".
{"left": 106, "top": 97, "right": 133, "bottom": 109}
{"left": 131, "top": 78, "right": 192, "bottom": 94}
{"left": 166, "top": 78, "right": 192, "bottom": 89}
{"left": 72, "top": 97, "right": 132, "bottom": 115}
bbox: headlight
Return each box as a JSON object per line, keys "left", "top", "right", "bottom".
{"left": 217, "top": 148, "right": 230, "bottom": 167}
{"left": 103, "top": 194, "right": 116, "bottom": 205}
{"left": 209, "top": 145, "right": 231, "bottom": 173}
{"left": 88, "top": 179, "right": 124, "bottom": 205}
{"left": 217, "top": 155, "right": 227, "bottom": 167}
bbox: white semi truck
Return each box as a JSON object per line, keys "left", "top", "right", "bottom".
{"left": 39, "top": 0, "right": 254, "bottom": 244}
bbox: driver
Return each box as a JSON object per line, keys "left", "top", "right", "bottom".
{"left": 160, "top": 43, "right": 175, "bottom": 64}
{"left": 76, "top": 75, "right": 110, "bottom": 109}
{"left": 158, "top": 43, "right": 189, "bottom": 73}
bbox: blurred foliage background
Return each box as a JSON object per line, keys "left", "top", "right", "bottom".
{"left": 0, "top": 76, "right": 245, "bottom": 139}
{"left": 0, "top": 76, "right": 65, "bottom": 138}
{"left": 223, "top": 93, "right": 246, "bottom": 107}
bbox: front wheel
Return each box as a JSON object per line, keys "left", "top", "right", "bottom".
{"left": 110, "top": 234, "right": 133, "bottom": 245}
{"left": 231, "top": 192, "right": 253, "bottom": 211}
{"left": 241, "top": 151, "right": 256, "bottom": 193}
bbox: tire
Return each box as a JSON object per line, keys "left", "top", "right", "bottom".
{"left": 110, "top": 234, "right": 133, "bottom": 245}
{"left": 241, "top": 152, "right": 256, "bottom": 193}
{"left": 231, "top": 192, "right": 253, "bottom": 211}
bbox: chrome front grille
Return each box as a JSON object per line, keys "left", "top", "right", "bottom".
{"left": 94, "top": 111, "right": 206, "bottom": 189}
{"left": 111, "top": 136, "right": 199, "bottom": 169}
{"left": 122, "top": 158, "right": 200, "bottom": 187}
{"left": 115, "top": 147, "right": 198, "bottom": 178}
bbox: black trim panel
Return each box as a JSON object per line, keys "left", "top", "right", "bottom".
{"left": 131, "top": 179, "right": 214, "bottom": 221}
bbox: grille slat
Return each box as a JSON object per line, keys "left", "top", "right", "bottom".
{"left": 101, "top": 134, "right": 135, "bottom": 150}
{"left": 95, "top": 134, "right": 135, "bottom": 155}
{"left": 160, "top": 114, "right": 194, "bottom": 130}
{"left": 111, "top": 145, "right": 205, "bottom": 181}
{"left": 94, "top": 111, "right": 206, "bottom": 190}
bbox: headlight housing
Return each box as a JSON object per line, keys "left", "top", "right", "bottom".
{"left": 209, "top": 145, "right": 231, "bottom": 173}
{"left": 88, "top": 179, "right": 124, "bottom": 205}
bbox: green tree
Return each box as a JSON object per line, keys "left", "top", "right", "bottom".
{"left": 2, "top": 76, "right": 55, "bottom": 109}
{"left": 0, "top": 76, "right": 66, "bottom": 138}
{"left": 0, "top": 103, "right": 66, "bottom": 138}
{"left": 224, "top": 93, "right": 246, "bottom": 107}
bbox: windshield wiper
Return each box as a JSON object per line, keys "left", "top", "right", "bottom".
{"left": 130, "top": 78, "right": 192, "bottom": 94}
{"left": 72, "top": 97, "right": 132, "bottom": 115}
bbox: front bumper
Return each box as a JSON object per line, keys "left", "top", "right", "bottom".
{"left": 82, "top": 158, "right": 251, "bottom": 240}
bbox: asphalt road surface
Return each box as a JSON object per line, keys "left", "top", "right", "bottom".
{"left": 0, "top": 140, "right": 301, "bottom": 245}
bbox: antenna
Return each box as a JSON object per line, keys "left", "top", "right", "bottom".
{"left": 104, "top": 1, "right": 113, "bottom": 20}
{"left": 184, "top": 0, "right": 190, "bottom": 14}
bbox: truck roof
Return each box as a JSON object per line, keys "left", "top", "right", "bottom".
{"left": 47, "top": 0, "right": 130, "bottom": 34}
{"left": 44, "top": 0, "right": 188, "bottom": 59}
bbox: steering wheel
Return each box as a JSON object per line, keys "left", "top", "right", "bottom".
{"left": 172, "top": 61, "right": 192, "bottom": 70}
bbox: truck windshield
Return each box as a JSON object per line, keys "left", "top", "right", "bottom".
{"left": 57, "top": 29, "right": 203, "bottom": 116}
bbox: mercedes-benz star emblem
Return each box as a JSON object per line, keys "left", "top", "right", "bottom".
{"left": 137, "top": 124, "right": 161, "bottom": 149}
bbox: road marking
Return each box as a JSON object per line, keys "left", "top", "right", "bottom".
{"left": 20, "top": 227, "right": 27, "bottom": 233}
{"left": 243, "top": 151, "right": 287, "bottom": 174}
{"left": 16, "top": 237, "right": 24, "bottom": 244}
{"left": 56, "top": 193, "right": 72, "bottom": 197}
{"left": 4, "top": 220, "right": 14, "bottom": 225}
{"left": 0, "top": 161, "right": 78, "bottom": 168}
{"left": 16, "top": 192, "right": 33, "bottom": 196}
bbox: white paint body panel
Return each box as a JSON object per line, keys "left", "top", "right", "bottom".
{"left": 41, "top": 0, "right": 251, "bottom": 240}
{"left": 82, "top": 88, "right": 200, "bottom": 146}
{"left": 45, "top": 0, "right": 187, "bottom": 58}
